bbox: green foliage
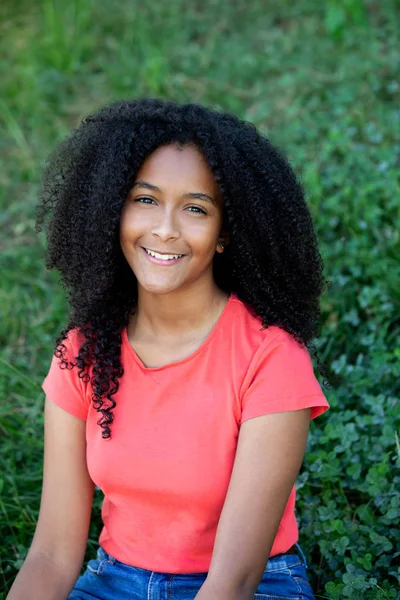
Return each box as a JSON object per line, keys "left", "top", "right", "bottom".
{"left": 1, "top": 1, "right": 399, "bottom": 598}
{"left": 324, "top": 0, "right": 369, "bottom": 40}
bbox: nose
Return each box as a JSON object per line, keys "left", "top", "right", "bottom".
{"left": 151, "top": 207, "right": 181, "bottom": 242}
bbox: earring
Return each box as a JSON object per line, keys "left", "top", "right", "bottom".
{"left": 219, "top": 240, "right": 225, "bottom": 249}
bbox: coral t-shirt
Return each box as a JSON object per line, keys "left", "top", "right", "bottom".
{"left": 42, "top": 293, "right": 330, "bottom": 574}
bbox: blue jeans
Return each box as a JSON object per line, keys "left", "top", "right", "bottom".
{"left": 69, "top": 542, "right": 316, "bottom": 599}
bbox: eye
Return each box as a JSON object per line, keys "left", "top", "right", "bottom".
{"left": 134, "top": 197, "right": 156, "bottom": 205}
{"left": 187, "top": 206, "right": 207, "bottom": 215}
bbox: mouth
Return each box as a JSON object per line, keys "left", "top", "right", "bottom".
{"left": 141, "top": 247, "right": 186, "bottom": 265}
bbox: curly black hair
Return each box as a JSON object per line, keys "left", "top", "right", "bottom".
{"left": 36, "top": 98, "right": 332, "bottom": 439}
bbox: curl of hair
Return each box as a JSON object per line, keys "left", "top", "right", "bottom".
{"left": 36, "top": 98, "right": 333, "bottom": 439}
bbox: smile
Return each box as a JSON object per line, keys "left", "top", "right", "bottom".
{"left": 142, "top": 247, "right": 185, "bottom": 264}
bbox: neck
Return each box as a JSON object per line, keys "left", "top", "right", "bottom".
{"left": 130, "top": 280, "right": 229, "bottom": 340}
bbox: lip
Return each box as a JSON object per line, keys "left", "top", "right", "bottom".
{"left": 141, "top": 246, "right": 186, "bottom": 266}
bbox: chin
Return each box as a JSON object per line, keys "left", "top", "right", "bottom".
{"left": 139, "top": 281, "right": 182, "bottom": 295}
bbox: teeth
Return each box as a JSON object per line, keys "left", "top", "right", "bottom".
{"left": 145, "top": 248, "right": 183, "bottom": 260}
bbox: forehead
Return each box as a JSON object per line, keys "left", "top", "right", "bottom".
{"left": 135, "top": 144, "right": 219, "bottom": 194}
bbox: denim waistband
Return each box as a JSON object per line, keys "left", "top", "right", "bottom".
{"left": 97, "top": 540, "right": 308, "bottom": 576}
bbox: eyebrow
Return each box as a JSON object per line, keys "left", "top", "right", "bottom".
{"left": 132, "top": 180, "right": 217, "bottom": 206}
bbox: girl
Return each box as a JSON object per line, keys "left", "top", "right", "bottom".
{"left": 8, "top": 98, "right": 331, "bottom": 600}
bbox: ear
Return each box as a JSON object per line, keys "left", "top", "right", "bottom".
{"left": 216, "top": 234, "right": 229, "bottom": 254}
{"left": 216, "top": 214, "right": 230, "bottom": 253}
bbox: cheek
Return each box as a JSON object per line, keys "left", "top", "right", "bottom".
{"left": 186, "top": 215, "right": 221, "bottom": 239}
{"left": 120, "top": 208, "right": 143, "bottom": 241}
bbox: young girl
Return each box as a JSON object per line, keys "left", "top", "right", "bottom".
{"left": 8, "top": 98, "right": 331, "bottom": 600}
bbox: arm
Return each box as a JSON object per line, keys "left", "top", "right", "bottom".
{"left": 195, "top": 408, "right": 311, "bottom": 600}
{"left": 7, "top": 397, "right": 95, "bottom": 600}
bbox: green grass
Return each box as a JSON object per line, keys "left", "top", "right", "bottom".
{"left": 1, "top": 0, "right": 399, "bottom": 598}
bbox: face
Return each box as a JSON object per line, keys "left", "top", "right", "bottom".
{"left": 120, "top": 143, "right": 226, "bottom": 296}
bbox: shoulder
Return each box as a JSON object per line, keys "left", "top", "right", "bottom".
{"left": 227, "top": 295, "right": 318, "bottom": 390}
{"left": 42, "top": 328, "right": 92, "bottom": 421}
{"left": 228, "top": 294, "right": 300, "bottom": 355}
{"left": 56, "top": 328, "right": 87, "bottom": 361}
{"left": 228, "top": 299, "right": 330, "bottom": 422}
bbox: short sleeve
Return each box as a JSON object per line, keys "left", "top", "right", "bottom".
{"left": 240, "top": 330, "right": 330, "bottom": 425}
{"left": 42, "top": 329, "right": 91, "bottom": 421}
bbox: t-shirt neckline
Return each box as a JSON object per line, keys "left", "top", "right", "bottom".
{"left": 122, "top": 293, "right": 236, "bottom": 372}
